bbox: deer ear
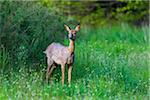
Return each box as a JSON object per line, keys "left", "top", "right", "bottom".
{"left": 64, "top": 25, "right": 71, "bottom": 32}
{"left": 75, "top": 25, "right": 80, "bottom": 31}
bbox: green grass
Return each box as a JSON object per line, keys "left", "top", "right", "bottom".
{"left": 0, "top": 24, "right": 149, "bottom": 99}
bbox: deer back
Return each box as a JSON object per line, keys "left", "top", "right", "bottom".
{"left": 44, "top": 42, "right": 74, "bottom": 65}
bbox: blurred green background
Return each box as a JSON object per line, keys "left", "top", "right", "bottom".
{"left": 0, "top": 0, "right": 149, "bottom": 99}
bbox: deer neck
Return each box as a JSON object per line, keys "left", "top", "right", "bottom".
{"left": 68, "top": 39, "right": 75, "bottom": 54}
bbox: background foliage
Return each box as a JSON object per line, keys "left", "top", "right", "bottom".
{"left": 0, "top": 0, "right": 149, "bottom": 99}
{"left": 44, "top": 0, "right": 149, "bottom": 26}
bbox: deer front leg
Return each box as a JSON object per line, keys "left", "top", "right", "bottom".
{"left": 61, "top": 64, "right": 65, "bottom": 86}
{"left": 68, "top": 65, "right": 72, "bottom": 85}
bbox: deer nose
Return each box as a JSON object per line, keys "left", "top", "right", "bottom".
{"left": 68, "top": 33, "right": 76, "bottom": 40}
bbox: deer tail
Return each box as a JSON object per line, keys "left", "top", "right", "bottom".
{"left": 43, "top": 51, "right": 46, "bottom": 54}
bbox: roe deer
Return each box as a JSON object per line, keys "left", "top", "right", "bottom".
{"left": 44, "top": 24, "right": 80, "bottom": 85}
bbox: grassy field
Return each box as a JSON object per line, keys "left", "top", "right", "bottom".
{"left": 0, "top": 24, "right": 149, "bottom": 99}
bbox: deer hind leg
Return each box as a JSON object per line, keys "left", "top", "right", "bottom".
{"left": 46, "top": 58, "right": 53, "bottom": 83}
{"left": 68, "top": 65, "right": 73, "bottom": 85}
{"left": 49, "top": 64, "right": 56, "bottom": 83}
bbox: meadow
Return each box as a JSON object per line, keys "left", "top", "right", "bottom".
{"left": 0, "top": 23, "right": 149, "bottom": 99}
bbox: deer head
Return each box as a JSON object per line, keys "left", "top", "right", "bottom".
{"left": 64, "top": 25, "right": 80, "bottom": 41}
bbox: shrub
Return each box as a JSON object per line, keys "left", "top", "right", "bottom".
{"left": 0, "top": 1, "right": 66, "bottom": 70}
